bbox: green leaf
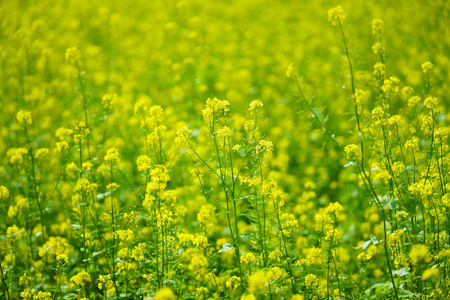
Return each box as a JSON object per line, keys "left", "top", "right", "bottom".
{"left": 218, "top": 243, "right": 233, "bottom": 254}
{"left": 393, "top": 267, "right": 410, "bottom": 277}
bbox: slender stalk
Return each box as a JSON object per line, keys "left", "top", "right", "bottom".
{"left": 75, "top": 60, "right": 91, "bottom": 160}
{"left": 78, "top": 140, "right": 88, "bottom": 272}
{"left": 337, "top": 16, "right": 399, "bottom": 299}
{"left": 24, "top": 125, "right": 46, "bottom": 243}
{"left": 293, "top": 73, "right": 340, "bottom": 147}
{"left": 272, "top": 196, "right": 296, "bottom": 293}
{"left": 157, "top": 186, "right": 165, "bottom": 285}
{"left": 332, "top": 249, "right": 342, "bottom": 296}
{"left": 110, "top": 163, "right": 119, "bottom": 298}
{"left": 327, "top": 223, "right": 336, "bottom": 300}
{"left": 337, "top": 18, "right": 365, "bottom": 166}
{"left": 126, "top": 244, "right": 129, "bottom": 299}
{"left": 258, "top": 165, "right": 268, "bottom": 267}
{"left": 154, "top": 196, "right": 160, "bottom": 288}
{"left": 0, "top": 253, "right": 10, "bottom": 299}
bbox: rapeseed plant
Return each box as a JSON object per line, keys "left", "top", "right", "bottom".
{"left": 1, "top": 0, "right": 449, "bottom": 299}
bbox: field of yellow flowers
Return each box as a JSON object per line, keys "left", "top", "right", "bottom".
{"left": 1, "top": 0, "right": 450, "bottom": 299}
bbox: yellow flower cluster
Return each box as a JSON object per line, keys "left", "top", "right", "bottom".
{"left": 1, "top": 1, "right": 448, "bottom": 299}
{"left": 328, "top": 5, "right": 346, "bottom": 26}
{"left": 17, "top": 110, "right": 32, "bottom": 125}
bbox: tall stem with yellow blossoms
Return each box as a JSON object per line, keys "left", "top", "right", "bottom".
{"left": 17, "top": 110, "right": 46, "bottom": 244}
{"left": 74, "top": 122, "right": 89, "bottom": 272}
{"left": 263, "top": 179, "right": 297, "bottom": 293}
{"left": 329, "top": 6, "right": 399, "bottom": 299}
{"left": 65, "top": 47, "right": 92, "bottom": 160}
{"left": 178, "top": 98, "right": 244, "bottom": 280}
{"left": 104, "top": 147, "right": 120, "bottom": 298}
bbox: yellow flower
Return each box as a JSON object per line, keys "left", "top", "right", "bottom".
{"left": 328, "top": 5, "right": 346, "bottom": 26}
{"left": 102, "top": 93, "right": 117, "bottom": 109}
{"left": 388, "top": 229, "right": 404, "bottom": 248}
{"left": 176, "top": 126, "right": 192, "bottom": 139}
{"left": 304, "top": 247, "right": 324, "bottom": 266}
{"left": 371, "top": 107, "right": 385, "bottom": 119}
{"left": 240, "top": 252, "right": 256, "bottom": 264}
{"left": 248, "top": 270, "right": 268, "bottom": 293}
{"left": 82, "top": 162, "right": 93, "bottom": 173}
{"left": 114, "top": 229, "right": 134, "bottom": 243}
{"left": 391, "top": 162, "right": 405, "bottom": 175}
{"left": 7, "top": 225, "right": 24, "bottom": 242}
{"left": 154, "top": 287, "right": 177, "bottom": 300}
{"left": 98, "top": 275, "right": 116, "bottom": 296}
{"left": 286, "top": 63, "right": 295, "bottom": 78}
{"left": 241, "top": 294, "right": 256, "bottom": 300}
{"left": 422, "top": 267, "right": 439, "bottom": 280}
{"left": 256, "top": 140, "right": 273, "bottom": 154}
{"left": 178, "top": 233, "right": 194, "bottom": 244}
{"left": 421, "top": 61, "right": 434, "bottom": 73}
{"left": 106, "top": 182, "right": 120, "bottom": 190}
{"left": 249, "top": 100, "right": 263, "bottom": 111}
{"left": 137, "top": 155, "right": 152, "bottom": 171}
{"left": 268, "top": 249, "right": 282, "bottom": 261}
{"left": 409, "top": 244, "right": 431, "bottom": 265}
{"left": 371, "top": 19, "right": 383, "bottom": 35}
{"left": 17, "top": 110, "right": 32, "bottom": 125}
{"left": 56, "top": 254, "right": 68, "bottom": 265}
{"left": 0, "top": 186, "right": 10, "bottom": 199}
{"left": 402, "top": 86, "right": 414, "bottom": 98}
{"left": 188, "top": 253, "right": 208, "bottom": 271}
{"left": 66, "top": 162, "right": 78, "bottom": 174}
{"left": 373, "top": 62, "right": 386, "bottom": 79}
{"left": 71, "top": 121, "right": 90, "bottom": 142}
{"left": 149, "top": 105, "right": 164, "bottom": 123}
{"left": 65, "top": 46, "right": 80, "bottom": 63}
{"left": 355, "top": 90, "right": 365, "bottom": 105}
{"left": 131, "top": 243, "right": 146, "bottom": 260}
{"left": 19, "top": 273, "right": 31, "bottom": 286}
{"left": 372, "top": 42, "right": 384, "bottom": 54}
{"left": 33, "top": 291, "right": 52, "bottom": 300}
{"left": 423, "top": 96, "right": 438, "bottom": 109}
{"left": 104, "top": 147, "right": 120, "bottom": 163}
{"left": 344, "top": 144, "right": 360, "bottom": 159}
{"left": 267, "top": 266, "right": 286, "bottom": 281}
{"left": 75, "top": 178, "right": 92, "bottom": 192}
{"left": 8, "top": 147, "right": 28, "bottom": 164}
{"left": 70, "top": 271, "right": 91, "bottom": 287}
{"left": 202, "top": 97, "right": 230, "bottom": 122}
{"left": 39, "top": 236, "right": 68, "bottom": 257}
{"left": 197, "top": 206, "right": 214, "bottom": 228}
{"left": 305, "top": 273, "right": 319, "bottom": 289}
{"left": 226, "top": 275, "right": 241, "bottom": 290}
{"left": 404, "top": 137, "right": 419, "bottom": 151}
{"left": 55, "top": 141, "right": 69, "bottom": 153}
{"left": 217, "top": 126, "right": 232, "bottom": 140}
{"left": 192, "top": 235, "right": 208, "bottom": 248}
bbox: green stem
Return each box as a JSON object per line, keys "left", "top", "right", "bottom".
{"left": 75, "top": 60, "right": 91, "bottom": 160}
{"left": 0, "top": 252, "right": 10, "bottom": 300}
{"left": 110, "top": 163, "right": 119, "bottom": 298}
{"left": 25, "top": 125, "right": 46, "bottom": 243}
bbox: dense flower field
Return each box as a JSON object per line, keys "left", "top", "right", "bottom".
{"left": 1, "top": 0, "right": 449, "bottom": 299}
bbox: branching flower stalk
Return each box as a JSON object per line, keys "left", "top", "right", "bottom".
{"left": 178, "top": 98, "right": 245, "bottom": 280}
{"left": 17, "top": 111, "right": 46, "bottom": 244}
{"left": 104, "top": 147, "right": 120, "bottom": 298}
{"left": 290, "top": 70, "right": 340, "bottom": 148}
{"left": 263, "top": 179, "right": 297, "bottom": 293}
{"left": 330, "top": 8, "right": 399, "bottom": 299}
